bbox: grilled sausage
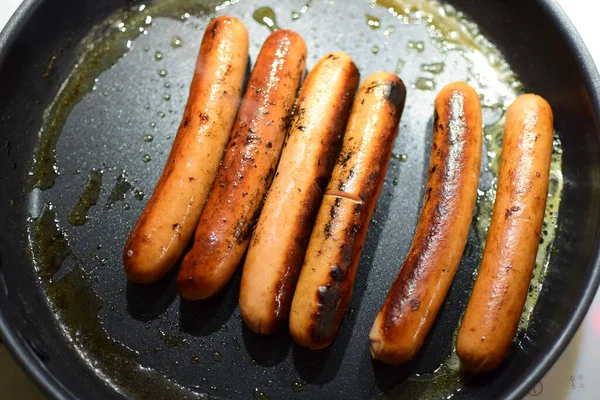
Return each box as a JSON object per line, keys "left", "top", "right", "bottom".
{"left": 456, "top": 94, "right": 554, "bottom": 373}
{"left": 176, "top": 30, "right": 307, "bottom": 300}
{"left": 369, "top": 81, "right": 482, "bottom": 365}
{"left": 123, "top": 16, "right": 248, "bottom": 283}
{"left": 289, "top": 72, "right": 406, "bottom": 349}
{"left": 239, "top": 52, "right": 359, "bottom": 335}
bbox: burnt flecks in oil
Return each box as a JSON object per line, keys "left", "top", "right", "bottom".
{"left": 106, "top": 173, "right": 133, "bottom": 209}
{"left": 346, "top": 308, "right": 355, "bottom": 321}
{"left": 253, "top": 7, "right": 280, "bottom": 32}
{"left": 69, "top": 169, "right": 103, "bottom": 226}
{"left": 5, "top": 141, "right": 17, "bottom": 169}
{"left": 30, "top": 204, "right": 71, "bottom": 281}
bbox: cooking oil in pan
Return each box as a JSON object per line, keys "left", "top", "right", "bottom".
{"left": 68, "top": 169, "right": 103, "bottom": 226}
{"left": 27, "top": 204, "right": 206, "bottom": 399}
{"left": 26, "top": 0, "right": 565, "bottom": 398}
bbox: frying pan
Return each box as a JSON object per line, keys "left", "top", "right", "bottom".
{"left": 0, "top": 0, "right": 599, "bottom": 399}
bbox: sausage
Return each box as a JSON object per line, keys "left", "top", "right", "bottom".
{"left": 369, "top": 81, "right": 482, "bottom": 365}
{"left": 176, "top": 30, "right": 307, "bottom": 301}
{"left": 456, "top": 94, "right": 554, "bottom": 373}
{"left": 123, "top": 16, "right": 248, "bottom": 283}
{"left": 289, "top": 72, "right": 407, "bottom": 349}
{"left": 239, "top": 53, "right": 360, "bottom": 335}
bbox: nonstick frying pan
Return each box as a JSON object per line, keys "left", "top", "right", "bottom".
{"left": 1, "top": 0, "right": 599, "bottom": 399}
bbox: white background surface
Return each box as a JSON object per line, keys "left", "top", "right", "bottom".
{"left": 0, "top": 0, "right": 599, "bottom": 399}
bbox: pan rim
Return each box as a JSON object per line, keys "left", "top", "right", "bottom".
{"left": 0, "top": 0, "right": 599, "bottom": 399}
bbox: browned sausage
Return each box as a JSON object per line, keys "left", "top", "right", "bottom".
{"left": 456, "top": 94, "right": 554, "bottom": 373}
{"left": 369, "top": 81, "right": 482, "bottom": 365}
{"left": 123, "top": 16, "right": 248, "bottom": 283}
{"left": 289, "top": 72, "right": 406, "bottom": 350}
{"left": 176, "top": 30, "right": 307, "bottom": 301}
{"left": 239, "top": 52, "right": 359, "bottom": 335}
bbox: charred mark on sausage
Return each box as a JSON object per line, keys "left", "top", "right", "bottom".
{"left": 312, "top": 283, "right": 343, "bottom": 345}
{"left": 211, "top": 20, "right": 219, "bottom": 38}
{"left": 409, "top": 298, "right": 420, "bottom": 311}
{"left": 339, "top": 151, "right": 352, "bottom": 168}
{"left": 330, "top": 265, "right": 345, "bottom": 282}
{"left": 505, "top": 205, "right": 521, "bottom": 218}
{"left": 382, "top": 80, "right": 407, "bottom": 108}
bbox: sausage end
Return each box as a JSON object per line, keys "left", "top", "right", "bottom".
{"left": 369, "top": 315, "right": 419, "bottom": 365}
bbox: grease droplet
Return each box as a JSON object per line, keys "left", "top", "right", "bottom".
{"left": 292, "top": 382, "right": 308, "bottom": 392}
{"left": 253, "top": 388, "right": 270, "bottom": 400}
{"left": 366, "top": 14, "right": 381, "bottom": 29}
{"left": 415, "top": 77, "right": 435, "bottom": 91}
{"left": 142, "top": 154, "right": 152, "bottom": 163}
{"left": 421, "top": 62, "right": 446, "bottom": 74}
{"left": 134, "top": 190, "right": 144, "bottom": 201}
{"left": 253, "top": 7, "right": 279, "bottom": 32}
{"left": 395, "top": 59, "right": 405, "bottom": 74}
{"left": 170, "top": 36, "right": 183, "bottom": 48}
{"left": 407, "top": 40, "right": 425, "bottom": 52}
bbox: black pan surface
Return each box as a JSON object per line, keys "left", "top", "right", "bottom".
{"left": 0, "top": 0, "right": 599, "bottom": 399}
